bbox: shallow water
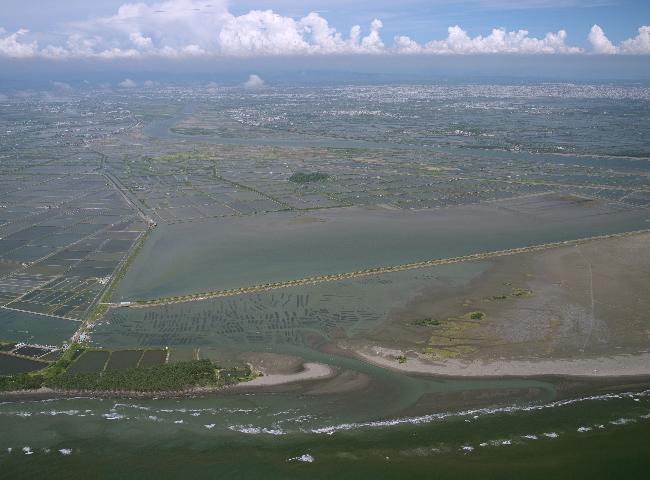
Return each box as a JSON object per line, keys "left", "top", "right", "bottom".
{"left": 114, "top": 199, "right": 649, "bottom": 301}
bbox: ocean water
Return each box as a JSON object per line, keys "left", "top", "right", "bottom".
{"left": 0, "top": 389, "right": 648, "bottom": 479}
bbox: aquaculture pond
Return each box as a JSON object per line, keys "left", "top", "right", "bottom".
{"left": 0, "top": 310, "right": 79, "bottom": 346}
{"left": 0, "top": 353, "right": 44, "bottom": 375}
{"left": 114, "top": 195, "right": 649, "bottom": 301}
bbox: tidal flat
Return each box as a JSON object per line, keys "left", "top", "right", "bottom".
{"left": 353, "top": 231, "right": 650, "bottom": 372}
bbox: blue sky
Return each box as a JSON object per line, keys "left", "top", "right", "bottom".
{"left": 232, "top": 0, "right": 650, "bottom": 44}
{"left": 1, "top": 0, "right": 648, "bottom": 44}
{"left": 0, "top": 0, "right": 648, "bottom": 59}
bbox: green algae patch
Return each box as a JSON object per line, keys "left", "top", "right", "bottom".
{"left": 289, "top": 172, "right": 329, "bottom": 183}
{"left": 468, "top": 311, "right": 486, "bottom": 320}
{"left": 413, "top": 318, "right": 441, "bottom": 327}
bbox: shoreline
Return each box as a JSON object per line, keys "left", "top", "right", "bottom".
{"left": 352, "top": 345, "right": 650, "bottom": 378}
{"left": 0, "top": 360, "right": 337, "bottom": 401}
{"left": 4, "top": 353, "right": 650, "bottom": 401}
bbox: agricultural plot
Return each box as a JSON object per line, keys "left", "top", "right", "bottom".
{"left": 67, "top": 348, "right": 168, "bottom": 375}
{"left": 0, "top": 160, "right": 147, "bottom": 345}
{"left": 105, "top": 350, "right": 143, "bottom": 370}
{"left": 11, "top": 345, "right": 53, "bottom": 358}
{"left": 67, "top": 351, "right": 110, "bottom": 374}
{"left": 139, "top": 349, "right": 168, "bottom": 367}
{"left": 0, "top": 353, "right": 44, "bottom": 375}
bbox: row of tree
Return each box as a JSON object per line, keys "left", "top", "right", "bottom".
{"left": 46, "top": 359, "right": 218, "bottom": 392}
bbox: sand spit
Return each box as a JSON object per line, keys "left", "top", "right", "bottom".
{"left": 235, "top": 362, "right": 334, "bottom": 388}
{"left": 354, "top": 346, "right": 650, "bottom": 378}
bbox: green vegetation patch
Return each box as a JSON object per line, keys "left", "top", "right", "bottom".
{"left": 46, "top": 360, "right": 218, "bottom": 392}
{"left": 0, "top": 341, "right": 17, "bottom": 352}
{"left": 469, "top": 311, "right": 486, "bottom": 320}
{"left": 512, "top": 287, "right": 533, "bottom": 297}
{"left": 413, "top": 317, "right": 440, "bottom": 327}
{"left": 488, "top": 286, "right": 533, "bottom": 301}
{"left": 0, "top": 373, "right": 46, "bottom": 392}
{"left": 289, "top": 172, "right": 330, "bottom": 183}
{"left": 217, "top": 364, "right": 255, "bottom": 387}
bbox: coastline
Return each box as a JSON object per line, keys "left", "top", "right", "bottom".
{"left": 352, "top": 345, "right": 650, "bottom": 378}
{"left": 4, "top": 351, "right": 650, "bottom": 402}
{"left": 0, "top": 359, "right": 337, "bottom": 401}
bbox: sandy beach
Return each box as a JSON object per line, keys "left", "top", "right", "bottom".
{"left": 353, "top": 345, "right": 650, "bottom": 377}
{"left": 236, "top": 362, "right": 334, "bottom": 387}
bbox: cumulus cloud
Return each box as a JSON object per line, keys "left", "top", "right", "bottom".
{"left": 118, "top": 78, "right": 137, "bottom": 88}
{"left": 396, "top": 27, "right": 581, "bottom": 54}
{"left": 588, "top": 24, "right": 650, "bottom": 55}
{"left": 0, "top": 28, "right": 38, "bottom": 58}
{"left": 588, "top": 25, "right": 617, "bottom": 54}
{"left": 50, "top": 81, "right": 73, "bottom": 93}
{"left": 620, "top": 25, "right": 650, "bottom": 54}
{"left": 0, "top": 0, "right": 649, "bottom": 59}
{"left": 243, "top": 74, "right": 265, "bottom": 89}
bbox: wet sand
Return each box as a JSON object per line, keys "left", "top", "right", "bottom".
{"left": 353, "top": 347, "right": 650, "bottom": 377}
{"left": 346, "top": 232, "right": 650, "bottom": 377}
{"left": 236, "top": 362, "right": 334, "bottom": 387}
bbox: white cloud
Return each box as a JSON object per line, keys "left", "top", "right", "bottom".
{"left": 394, "top": 35, "right": 423, "bottom": 54}
{"left": 620, "top": 26, "right": 650, "bottom": 54}
{"left": 0, "top": 1, "right": 648, "bottom": 59}
{"left": 588, "top": 24, "right": 650, "bottom": 55}
{"left": 243, "top": 74, "right": 265, "bottom": 89}
{"left": 119, "top": 78, "right": 137, "bottom": 88}
{"left": 0, "top": 28, "right": 38, "bottom": 58}
{"left": 50, "top": 81, "right": 73, "bottom": 92}
{"left": 130, "top": 32, "right": 154, "bottom": 50}
{"left": 588, "top": 25, "right": 617, "bottom": 54}
{"left": 410, "top": 26, "right": 582, "bottom": 54}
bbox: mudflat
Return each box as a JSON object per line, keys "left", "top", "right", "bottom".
{"left": 347, "top": 232, "right": 650, "bottom": 376}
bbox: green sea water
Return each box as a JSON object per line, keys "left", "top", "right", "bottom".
{"left": 0, "top": 388, "right": 648, "bottom": 479}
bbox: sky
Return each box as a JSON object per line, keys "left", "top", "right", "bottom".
{"left": 1, "top": 0, "right": 649, "bottom": 59}
{"left": 1, "top": 0, "right": 649, "bottom": 87}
